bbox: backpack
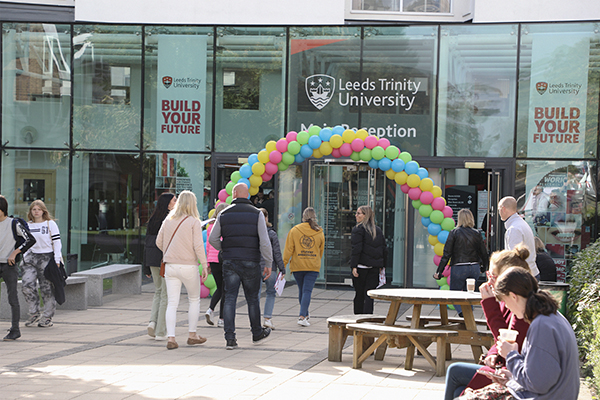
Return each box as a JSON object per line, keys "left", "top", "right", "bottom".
{"left": 11, "top": 217, "right": 32, "bottom": 262}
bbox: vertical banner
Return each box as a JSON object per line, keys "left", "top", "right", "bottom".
{"left": 156, "top": 35, "right": 207, "bottom": 150}
{"left": 527, "top": 34, "right": 590, "bottom": 158}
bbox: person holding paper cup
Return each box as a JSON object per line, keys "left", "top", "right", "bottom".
{"left": 258, "top": 208, "right": 285, "bottom": 330}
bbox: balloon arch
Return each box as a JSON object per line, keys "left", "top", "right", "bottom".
{"left": 214, "top": 125, "right": 455, "bottom": 290}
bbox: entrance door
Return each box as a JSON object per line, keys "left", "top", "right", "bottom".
{"left": 14, "top": 169, "right": 57, "bottom": 217}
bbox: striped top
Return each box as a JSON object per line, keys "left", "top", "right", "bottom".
{"left": 27, "top": 220, "right": 62, "bottom": 263}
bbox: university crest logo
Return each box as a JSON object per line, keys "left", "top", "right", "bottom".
{"left": 305, "top": 74, "right": 335, "bottom": 110}
{"left": 536, "top": 82, "right": 548, "bottom": 95}
{"left": 162, "top": 76, "right": 173, "bottom": 89}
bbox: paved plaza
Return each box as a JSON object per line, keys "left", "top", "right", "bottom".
{"left": 0, "top": 282, "right": 592, "bottom": 400}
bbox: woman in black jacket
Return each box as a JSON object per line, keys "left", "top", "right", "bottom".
{"left": 144, "top": 192, "right": 176, "bottom": 340}
{"left": 350, "top": 205, "right": 388, "bottom": 314}
{"left": 433, "top": 208, "right": 488, "bottom": 316}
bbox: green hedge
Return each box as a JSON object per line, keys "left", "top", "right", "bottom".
{"left": 567, "top": 240, "right": 600, "bottom": 392}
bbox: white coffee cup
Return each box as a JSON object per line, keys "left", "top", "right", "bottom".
{"left": 466, "top": 278, "right": 476, "bottom": 292}
{"left": 499, "top": 328, "right": 518, "bottom": 343}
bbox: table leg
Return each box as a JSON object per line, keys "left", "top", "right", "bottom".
{"left": 404, "top": 303, "right": 421, "bottom": 370}
{"left": 438, "top": 304, "right": 452, "bottom": 360}
{"left": 375, "top": 300, "right": 401, "bottom": 361}
{"left": 462, "top": 306, "right": 483, "bottom": 361}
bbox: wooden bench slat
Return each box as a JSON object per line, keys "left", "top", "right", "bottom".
{"left": 406, "top": 315, "right": 488, "bottom": 326}
{"left": 347, "top": 323, "right": 458, "bottom": 337}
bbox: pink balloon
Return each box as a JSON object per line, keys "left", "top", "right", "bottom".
{"left": 276, "top": 138, "right": 288, "bottom": 153}
{"left": 286, "top": 131, "right": 298, "bottom": 142}
{"left": 200, "top": 284, "right": 210, "bottom": 298}
{"left": 265, "top": 162, "right": 278, "bottom": 175}
{"left": 218, "top": 189, "right": 228, "bottom": 203}
{"left": 431, "top": 197, "right": 446, "bottom": 211}
{"left": 420, "top": 191, "right": 434, "bottom": 205}
{"left": 215, "top": 200, "right": 223, "bottom": 208}
{"left": 261, "top": 172, "right": 273, "bottom": 182}
{"left": 442, "top": 206, "right": 453, "bottom": 218}
{"left": 433, "top": 255, "right": 441, "bottom": 266}
{"left": 408, "top": 187, "right": 422, "bottom": 200}
{"left": 331, "top": 148, "right": 341, "bottom": 158}
{"left": 378, "top": 138, "right": 390, "bottom": 149}
{"left": 351, "top": 138, "right": 365, "bottom": 152}
{"left": 340, "top": 143, "right": 353, "bottom": 157}
{"left": 400, "top": 183, "right": 410, "bottom": 194}
{"left": 443, "top": 265, "right": 451, "bottom": 279}
{"left": 364, "top": 135, "right": 378, "bottom": 149}
{"left": 269, "top": 151, "right": 282, "bottom": 164}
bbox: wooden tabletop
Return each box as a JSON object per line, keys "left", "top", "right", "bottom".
{"left": 367, "top": 288, "right": 482, "bottom": 305}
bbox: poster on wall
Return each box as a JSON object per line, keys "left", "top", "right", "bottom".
{"left": 156, "top": 35, "right": 207, "bottom": 149}
{"left": 527, "top": 34, "right": 590, "bottom": 158}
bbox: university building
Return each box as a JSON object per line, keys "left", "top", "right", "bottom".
{"left": 1, "top": 0, "right": 598, "bottom": 287}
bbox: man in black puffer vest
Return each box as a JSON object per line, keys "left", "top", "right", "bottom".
{"left": 209, "top": 183, "right": 273, "bottom": 350}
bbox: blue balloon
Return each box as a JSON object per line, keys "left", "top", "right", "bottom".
{"left": 300, "top": 144, "right": 313, "bottom": 158}
{"left": 368, "top": 159, "right": 379, "bottom": 169}
{"left": 427, "top": 223, "right": 442, "bottom": 236}
{"left": 378, "top": 157, "right": 391, "bottom": 171}
{"left": 405, "top": 161, "right": 419, "bottom": 175}
{"left": 295, "top": 153, "right": 305, "bottom": 163}
{"left": 332, "top": 125, "right": 344, "bottom": 136}
{"left": 239, "top": 164, "right": 252, "bottom": 179}
{"left": 202, "top": 230, "right": 207, "bottom": 251}
{"left": 248, "top": 154, "right": 259, "bottom": 166}
{"left": 237, "top": 177, "right": 251, "bottom": 188}
{"left": 417, "top": 167, "right": 429, "bottom": 179}
{"left": 391, "top": 159, "right": 405, "bottom": 172}
{"left": 421, "top": 217, "right": 431, "bottom": 227}
{"left": 437, "top": 230, "right": 449, "bottom": 244}
{"left": 319, "top": 128, "right": 333, "bottom": 142}
{"left": 308, "top": 135, "right": 322, "bottom": 149}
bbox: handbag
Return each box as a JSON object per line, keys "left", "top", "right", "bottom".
{"left": 160, "top": 216, "right": 189, "bottom": 277}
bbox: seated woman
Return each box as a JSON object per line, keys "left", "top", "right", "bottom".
{"left": 459, "top": 267, "right": 579, "bottom": 400}
{"left": 444, "top": 244, "right": 531, "bottom": 400}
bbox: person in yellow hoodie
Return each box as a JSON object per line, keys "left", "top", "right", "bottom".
{"left": 283, "top": 207, "right": 325, "bottom": 327}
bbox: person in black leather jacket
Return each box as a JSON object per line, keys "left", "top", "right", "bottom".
{"left": 433, "top": 208, "right": 488, "bottom": 316}
{"left": 350, "top": 205, "right": 388, "bottom": 314}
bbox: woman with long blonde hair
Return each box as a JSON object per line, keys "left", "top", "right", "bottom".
{"left": 156, "top": 190, "right": 208, "bottom": 349}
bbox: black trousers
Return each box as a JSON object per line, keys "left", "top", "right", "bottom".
{"left": 352, "top": 267, "right": 379, "bottom": 314}
{"left": 208, "top": 261, "right": 224, "bottom": 319}
{"left": 0, "top": 263, "right": 20, "bottom": 329}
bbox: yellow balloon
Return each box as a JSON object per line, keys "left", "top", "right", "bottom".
{"left": 313, "top": 149, "right": 323, "bottom": 158}
{"left": 208, "top": 209, "right": 215, "bottom": 219}
{"left": 432, "top": 185, "right": 443, "bottom": 198}
{"left": 342, "top": 129, "right": 355, "bottom": 143}
{"left": 434, "top": 242, "right": 445, "bottom": 256}
{"left": 428, "top": 235, "right": 439, "bottom": 246}
{"left": 249, "top": 174, "right": 263, "bottom": 187}
{"left": 385, "top": 169, "right": 396, "bottom": 180}
{"left": 252, "top": 162, "right": 265, "bottom": 176}
{"left": 320, "top": 142, "right": 333, "bottom": 156}
{"left": 356, "top": 129, "right": 368, "bottom": 140}
{"left": 420, "top": 178, "right": 434, "bottom": 192}
{"left": 395, "top": 171, "right": 408, "bottom": 185}
{"left": 249, "top": 186, "right": 259, "bottom": 196}
{"left": 407, "top": 174, "right": 421, "bottom": 188}
{"left": 265, "top": 141, "right": 277, "bottom": 153}
{"left": 258, "top": 150, "right": 270, "bottom": 164}
{"left": 330, "top": 135, "right": 343, "bottom": 149}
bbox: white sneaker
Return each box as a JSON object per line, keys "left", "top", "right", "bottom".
{"left": 205, "top": 309, "right": 214, "bottom": 326}
{"left": 147, "top": 321, "right": 156, "bottom": 337}
{"left": 298, "top": 317, "right": 310, "bottom": 327}
{"left": 263, "top": 319, "right": 275, "bottom": 329}
{"left": 154, "top": 335, "right": 168, "bottom": 341}
{"left": 217, "top": 319, "right": 224, "bottom": 328}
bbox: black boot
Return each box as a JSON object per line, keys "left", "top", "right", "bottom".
{"left": 3, "top": 328, "right": 21, "bottom": 341}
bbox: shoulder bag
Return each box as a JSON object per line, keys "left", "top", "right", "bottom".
{"left": 160, "top": 216, "right": 189, "bottom": 277}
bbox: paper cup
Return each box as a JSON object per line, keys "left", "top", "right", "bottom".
{"left": 499, "top": 328, "right": 518, "bottom": 343}
{"left": 466, "top": 278, "right": 476, "bottom": 292}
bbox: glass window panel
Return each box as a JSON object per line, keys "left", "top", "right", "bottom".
{"left": 515, "top": 160, "right": 596, "bottom": 282}
{"left": 288, "top": 27, "right": 361, "bottom": 135}
{"left": 361, "top": 26, "right": 437, "bottom": 156}
{"left": 70, "top": 152, "right": 141, "bottom": 271}
{"left": 144, "top": 26, "right": 213, "bottom": 152}
{"left": 73, "top": 25, "right": 142, "bottom": 150}
{"left": 438, "top": 25, "right": 518, "bottom": 157}
{"left": 403, "top": 0, "right": 450, "bottom": 13}
{"left": 517, "top": 23, "right": 599, "bottom": 159}
{"left": 2, "top": 23, "right": 71, "bottom": 148}
{"left": 215, "top": 27, "right": 286, "bottom": 153}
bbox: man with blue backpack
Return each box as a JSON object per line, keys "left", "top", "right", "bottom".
{"left": 0, "top": 195, "right": 36, "bottom": 340}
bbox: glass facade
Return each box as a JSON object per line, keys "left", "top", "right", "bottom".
{"left": 1, "top": 21, "right": 598, "bottom": 286}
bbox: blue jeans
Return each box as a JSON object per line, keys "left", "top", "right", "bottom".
{"left": 259, "top": 269, "right": 278, "bottom": 319}
{"left": 222, "top": 259, "right": 262, "bottom": 341}
{"left": 450, "top": 263, "right": 480, "bottom": 314}
{"left": 293, "top": 271, "right": 318, "bottom": 317}
{"left": 444, "top": 362, "right": 483, "bottom": 400}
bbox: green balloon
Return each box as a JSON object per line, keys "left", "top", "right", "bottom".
{"left": 359, "top": 148, "right": 372, "bottom": 162}
{"left": 308, "top": 125, "right": 321, "bottom": 136}
{"left": 282, "top": 151, "right": 295, "bottom": 165}
{"left": 371, "top": 146, "right": 385, "bottom": 160}
{"left": 436, "top": 277, "right": 447, "bottom": 286}
{"left": 350, "top": 152, "right": 361, "bottom": 161}
{"left": 441, "top": 217, "right": 456, "bottom": 231}
{"left": 441, "top": 284, "right": 450, "bottom": 291}
{"left": 399, "top": 151, "right": 412, "bottom": 163}
{"left": 226, "top": 181, "right": 235, "bottom": 195}
{"left": 429, "top": 210, "right": 444, "bottom": 224}
{"left": 412, "top": 200, "right": 423, "bottom": 209}
{"left": 230, "top": 171, "right": 241, "bottom": 183}
{"left": 297, "top": 131, "right": 309, "bottom": 145}
{"left": 287, "top": 141, "right": 301, "bottom": 155}
{"left": 278, "top": 161, "right": 289, "bottom": 171}
{"left": 226, "top": 195, "right": 233, "bottom": 204}
{"left": 385, "top": 145, "right": 400, "bottom": 160}
{"left": 419, "top": 204, "right": 433, "bottom": 217}
{"left": 210, "top": 286, "right": 216, "bottom": 296}
{"left": 204, "top": 274, "right": 216, "bottom": 289}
